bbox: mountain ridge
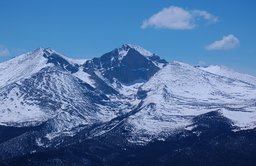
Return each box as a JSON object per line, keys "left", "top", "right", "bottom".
{"left": 0, "top": 44, "right": 256, "bottom": 164}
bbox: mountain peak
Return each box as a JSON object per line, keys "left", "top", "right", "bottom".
{"left": 33, "top": 47, "right": 87, "bottom": 66}
{"left": 119, "top": 44, "right": 154, "bottom": 58}
{"left": 88, "top": 44, "right": 167, "bottom": 84}
{"left": 32, "top": 47, "right": 56, "bottom": 55}
{"left": 0, "top": 48, "right": 53, "bottom": 88}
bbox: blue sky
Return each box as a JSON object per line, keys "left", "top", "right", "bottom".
{"left": 0, "top": 0, "right": 255, "bottom": 75}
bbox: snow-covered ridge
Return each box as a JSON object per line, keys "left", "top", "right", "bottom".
{"left": 124, "top": 44, "right": 154, "bottom": 57}
{"left": 117, "top": 44, "right": 154, "bottom": 59}
{"left": 0, "top": 48, "right": 89, "bottom": 88}
{"left": 0, "top": 48, "right": 51, "bottom": 88}
{"left": 39, "top": 47, "right": 88, "bottom": 65}
{"left": 143, "top": 61, "right": 256, "bottom": 103}
{"left": 199, "top": 65, "right": 256, "bottom": 86}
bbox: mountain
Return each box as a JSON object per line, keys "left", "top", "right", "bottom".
{"left": 126, "top": 61, "right": 256, "bottom": 142}
{"left": 0, "top": 48, "right": 116, "bottom": 127}
{"left": 0, "top": 45, "right": 256, "bottom": 165}
{"left": 82, "top": 44, "right": 167, "bottom": 96}
{"left": 0, "top": 48, "right": 127, "bottom": 159}
{"left": 87, "top": 44, "right": 167, "bottom": 84}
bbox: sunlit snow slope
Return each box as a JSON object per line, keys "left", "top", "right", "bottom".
{"left": 126, "top": 61, "right": 256, "bottom": 142}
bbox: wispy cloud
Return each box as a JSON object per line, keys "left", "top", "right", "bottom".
{"left": 206, "top": 34, "right": 240, "bottom": 51}
{"left": 141, "top": 6, "right": 218, "bottom": 30}
{"left": 0, "top": 45, "right": 10, "bottom": 56}
{"left": 191, "top": 10, "right": 218, "bottom": 23}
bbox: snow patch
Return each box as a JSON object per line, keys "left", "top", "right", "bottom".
{"left": 73, "top": 68, "right": 96, "bottom": 88}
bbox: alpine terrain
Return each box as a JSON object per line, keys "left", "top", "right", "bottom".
{"left": 0, "top": 44, "right": 256, "bottom": 166}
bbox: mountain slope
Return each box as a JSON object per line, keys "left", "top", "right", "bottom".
{"left": 0, "top": 48, "right": 51, "bottom": 88}
{"left": 0, "top": 48, "right": 124, "bottom": 144}
{"left": 199, "top": 65, "right": 256, "bottom": 85}
{"left": 125, "top": 61, "right": 256, "bottom": 142}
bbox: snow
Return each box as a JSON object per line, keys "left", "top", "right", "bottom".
{"left": 115, "top": 44, "right": 166, "bottom": 69}
{"left": 117, "top": 44, "right": 154, "bottom": 60}
{"left": 118, "top": 49, "right": 129, "bottom": 60}
{"left": 44, "top": 111, "right": 92, "bottom": 140}
{"left": 72, "top": 67, "right": 96, "bottom": 88}
{"left": 41, "top": 47, "right": 88, "bottom": 65}
{"left": 152, "top": 61, "right": 166, "bottom": 69}
{"left": 199, "top": 65, "right": 256, "bottom": 86}
{"left": 124, "top": 44, "right": 154, "bottom": 57}
{"left": 112, "top": 78, "right": 144, "bottom": 96}
{"left": 220, "top": 106, "right": 256, "bottom": 130}
{"left": 36, "top": 138, "right": 44, "bottom": 147}
{"left": 0, "top": 59, "right": 117, "bottom": 131}
{"left": 126, "top": 61, "right": 256, "bottom": 142}
{"left": 0, "top": 49, "right": 52, "bottom": 88}
{"left": 142, "top": 61, "right": 256, "bottom": 103}
{"left": 66, "top": 58, "right": 87, "bottom": 65}
{"left": 0, "top": 47, "right": 87, "bottom": 89}
{"left": 0, "top": 87, "right": 49, "bottom": 126}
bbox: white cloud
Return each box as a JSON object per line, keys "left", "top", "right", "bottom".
{"left": 206, "top": 34, "right": 240, "bottom": 51}
{"left": 191, "top": 10, "right": 218, "bottom": 23}
{"left": 0, "top": 45, "right": 10, "bottom": 56}
{"left": 141, "top": 6, "right": 218, "bottom": 30}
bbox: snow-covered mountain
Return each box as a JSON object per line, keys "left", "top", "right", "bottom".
{"left": 0, "top": 45, "right": 256, "bottom": 165}
{"left": 0, "top": 48, "right": 125, "bottom": 146}
{"left": 126, "top": 61, "right": 256, "bottom": 142}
